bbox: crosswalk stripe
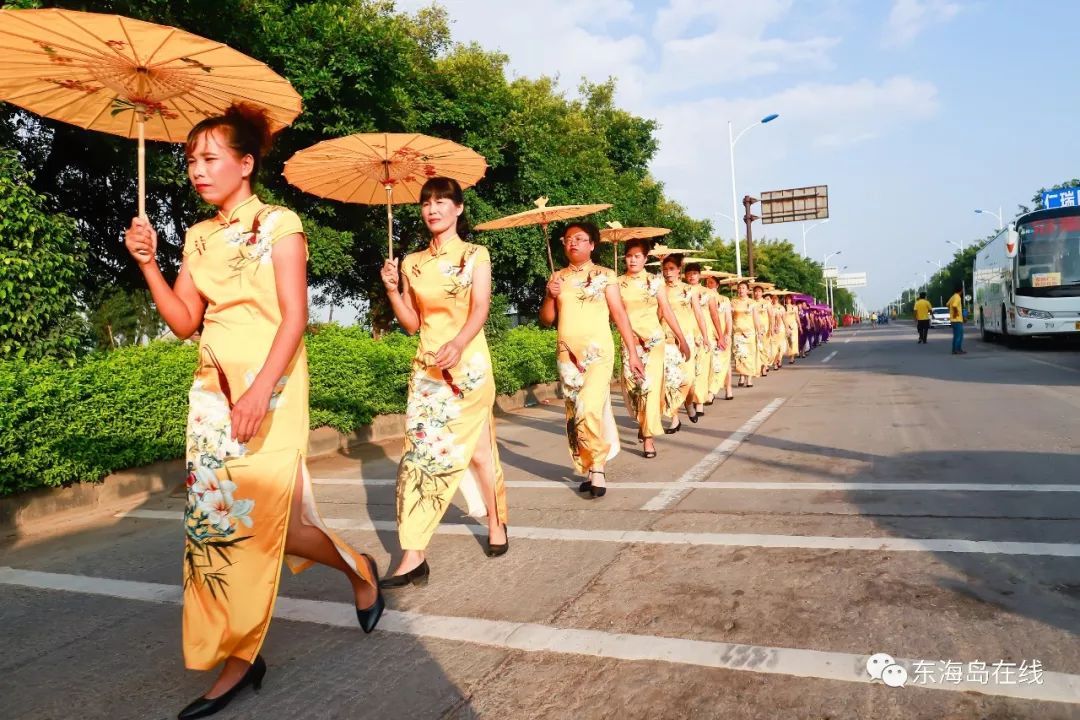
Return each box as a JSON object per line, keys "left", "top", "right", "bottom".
{"left": 314, "top": 478, "right": 1080, "bottom": 493}
{"left": 117, "top": 510, "right": 1080, "bottom": 557}
{"left": 1, "top": 567, "right": 1076, "bottom": 705}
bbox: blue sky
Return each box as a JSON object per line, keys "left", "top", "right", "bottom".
{"left": 394, "top": 0, "right": 1080, "bottom": 308}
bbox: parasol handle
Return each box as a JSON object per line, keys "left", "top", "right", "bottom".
{"left": 542, "top": 222, "right": 555, "bottom": 273}
{"left": 137, "top": 117, "right": 146, "bottom": 220}
{"left": 385, "top": 184, "right": 394, "bottom": 260}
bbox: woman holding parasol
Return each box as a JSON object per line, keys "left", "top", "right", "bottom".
{"left": 703, "top": 273, "right": 734, "bottom": 401}
{"left": 379, "top": 177, "right": 509, "bottom": 588}
{"left": 731, "top": 279, "right": 762, "bottom": 388}
{"left": 617, "top": 239, "right": 690, "bottom": 459}
{"left": 540, "top": 222, "right": 644, "bottom": 497}
{"left": 657, "top": 251, "right": 708, "bottom": 432}
{"left": 125, "top": 104, "right": 383, "bottom": 719}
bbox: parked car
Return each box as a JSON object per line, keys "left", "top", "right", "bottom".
{"left": 930, "top": 306, "right": 950, "bottom": 327}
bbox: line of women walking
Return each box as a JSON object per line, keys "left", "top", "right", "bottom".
{"left": 125, "top": 103, "right": 829, "bottom": 719}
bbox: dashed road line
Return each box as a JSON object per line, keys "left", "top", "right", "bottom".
{"left": 640, "top": 398, "right": 786, "bottom": 511}
{"left": 821, "top": 350, "right": 838, "bottom": 363}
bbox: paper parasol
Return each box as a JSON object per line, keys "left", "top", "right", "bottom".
{"left": 0, "top": 8, "right": 302, "bottom": 218}
{"left": 474, "top": 197, "right": 611, "bottom": 271}
{"left": 283, "top": 133, "right": 487, "bottom": 259}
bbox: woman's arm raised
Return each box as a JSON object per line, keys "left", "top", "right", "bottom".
{"left": 125, "top": 217, "right": 205, "bottom": 339}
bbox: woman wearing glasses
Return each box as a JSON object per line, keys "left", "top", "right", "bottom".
{"left": 540, "top": 222, "right": 644, "bottom": 497}
{"left": 380, "top": 177, "right": 508, "bottom": 589}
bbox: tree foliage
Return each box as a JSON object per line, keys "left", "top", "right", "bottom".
{"left": 0, "top": 0, "right": 714, "bottom": 329}
{"left": 0, "top": 149, "right": 87, "bottom": 361}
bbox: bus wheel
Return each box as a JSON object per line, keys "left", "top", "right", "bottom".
{"left": 1001, "top": 306, "right": 1014, "bottom": 347}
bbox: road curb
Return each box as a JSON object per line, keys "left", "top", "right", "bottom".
{"left": 0, "top": 381, "right": 561, "bottom": 539}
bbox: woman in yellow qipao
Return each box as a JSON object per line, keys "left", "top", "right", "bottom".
{"left": 753, "top": 285, "right": 772, "bottom": 377}
{"left": 783, "top": 295, "right": 801, "bottom": 364}
{"left": 658, "top": 253, "right": 708, "bottom": 432}
{"left": 124, "top": 105, "right": 382, "bottom": 720}
{"left": 769, "top": 294, "right": 786, "bottom": 371}
{"left": 380, "top": 177, "right": 508, "bottom": 588}
{"left": 703, "top": 274, "right": 734, "bottom": 401}
{"left": 618, "top": 239, "right": 690, "bottom": 459}
{"left": 683, "top": 262, "right": 722, "bottom": 415}
{"left": 732, "top": 280, "right": 762, "bottom": 388}
{"left": 540, "top": 222, "right": 644, "bottom": 497}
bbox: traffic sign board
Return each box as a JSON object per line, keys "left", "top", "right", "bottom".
{"left": 1043, "top": 188, "right": 1079, "bottom": 209}
{"left": 836, "top": 272, "right": 867, "bottom": 288}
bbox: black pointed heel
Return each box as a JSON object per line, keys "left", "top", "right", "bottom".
{"left": 643, "top": 449, "right": 657, "bottom": 459}
{"left": 664, "top": 421, "right": 681, "bottom": 435}
{"left": 379, "top": 559, "right": 430, "bottom": 589}
{"left": 486, "top": 523, "right": 509, "bottom": 557}
{"left": 178, "top": 655, "right": 266, "bottom": 720}
{"left": 355, "top": 554, "right": 385, "bottom": 633}
{"left": 589, "top": 471, "right": 607, "bottom": 498}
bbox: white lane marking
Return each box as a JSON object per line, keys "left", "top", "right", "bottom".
{"left": 1, "top": 567, "right": 1077, "bottom": 705}
{"left": 117, "top": 510, "right": 1080, "bottom": 557}
{"left": 1022, "top": 356, "right": 1080, "bottom": 374}
{"left": 641, "top": 398, "right": 786, "bottom": 511}
{"left": 844, "top": 338, "right": 852, "bottom": 344}
{"left": 821, "top": 350, "right": 838, "bottom": 363}
{"left": 315, "top": 478, "right": 1080, "bottom": 493}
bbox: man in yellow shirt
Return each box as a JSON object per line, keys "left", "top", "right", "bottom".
{"left": 913, "top": 292, "right": 932, "bottom": 344}
{"left": 947, "top": 285, "right": 966, "bottom": 354}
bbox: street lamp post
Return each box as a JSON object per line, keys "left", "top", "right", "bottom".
{"left": 823, "top": 250, "right": 842, "bottom": 307}
{"left": 801, "top": 218, "right": 830, "bottom": 257}
{"left": 974, "top": 206, "right": 1004, "bottom": 231}
{"left": 728, "top": 113, "right": 779, "bottom": 277}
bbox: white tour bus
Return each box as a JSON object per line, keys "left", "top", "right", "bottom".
{"left": 973, "top": 206, "right": 1080, "bottom": 342}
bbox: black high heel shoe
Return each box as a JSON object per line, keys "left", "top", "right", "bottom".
{"left": 687, "top": 408, "right": 699, "bottom": 423}
{"left": 486, "top": 524, "right": 509, "bottom": 557}
{"left": 356, "top": 554, "right": 385, "bottom": 633}
{"left": 587, "top": 470, "right": 606, "bottom": 498}
{"left": 664, "top": 420, "right": 681, "bottom": 435}
{"left": 379, "top": 559, "right": 430, "bottom": 589}
{"left": 178, "top": 655, "right": 266, "bottom": 720}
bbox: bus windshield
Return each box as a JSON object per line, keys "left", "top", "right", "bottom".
{"left": 1016, "top": 214, "right": 1080, "bottom": 295}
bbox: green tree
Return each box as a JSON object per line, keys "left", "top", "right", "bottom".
{"left": 0, "top": 149, "right": 87, "bottom": 360}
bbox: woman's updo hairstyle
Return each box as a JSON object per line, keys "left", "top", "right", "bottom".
{"left": 662, "top": 252, "right": 684, "bottom": 268}
{"left": 684, "top": 262, "right": 702, "bottom": 273}
{"left": 419, "top": 176, "right": 470, "bottom": 238}
{"left": 186, "top": 102, "right": 274, "bottom": 181}
{"left": 623, "top": 238, "right": 653, "bottom": 257}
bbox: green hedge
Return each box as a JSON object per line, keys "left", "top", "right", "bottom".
{"left": 0, "top": 325, "right": 558, "bottom": 496}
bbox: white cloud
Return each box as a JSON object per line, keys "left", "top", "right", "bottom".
{"left": 883, "top": 0, "right": 961, "bottom": 47}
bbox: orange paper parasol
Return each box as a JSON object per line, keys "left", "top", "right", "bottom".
{"left": 474, "top": 197, "right": 612, "bottom": 272}
{"left": 0, "top": 8, "right": 302, "bottom": 218}
{"left": 282, "top": 132, "right": 488, "bottom": 259}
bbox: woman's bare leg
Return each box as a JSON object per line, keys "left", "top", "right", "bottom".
{"left": 284, "top": 467, "right": 376, "bottom": 609}
{"left": 470, "top": 418, "right": 506, "bottom": 544}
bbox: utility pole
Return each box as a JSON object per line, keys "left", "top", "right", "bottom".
{"left": 743, "top": 195, "right": 759, "bottom": 278}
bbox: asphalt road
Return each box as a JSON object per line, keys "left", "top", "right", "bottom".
{"left": 2, "top": 322, "right": 1079, "bottom": 720}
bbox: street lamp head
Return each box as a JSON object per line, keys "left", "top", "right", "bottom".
{"left": 761, "top": 113, "right": 779, "bottom": 124}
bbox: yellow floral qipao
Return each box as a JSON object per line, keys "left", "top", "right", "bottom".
{"left": 556, "top": 262, "right": 620, "bottom": 474}
{"left": 755, "top": 299, "right": 771, "bottom": 372}
{"left": 397, "top": 235, "right": 506, "bottom": 549}
{"left": 689, "top": 284, "right": 714, "bottom": 405}
{"left": 662, "top": 280, "right": 698, "bottom": 419}
{"left": 180, "top": 195, "right": 374, "bottom": 671}
{"left": 731, "top": 297, "right": 759, "bottom": 378}
{"left": 769, "top": 303, "right": 785, "bottom": 365}
{"left": 785, "top": 305, "right": 800, "bottom": 358}
{"left": 710, "top": 292, "right": 732, "bottom": 397}
{"left": 618, "top": 271, "right": 665, "bottom": 439}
